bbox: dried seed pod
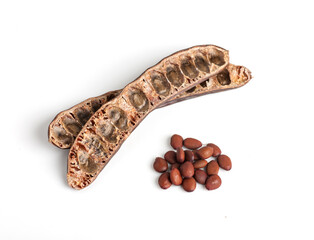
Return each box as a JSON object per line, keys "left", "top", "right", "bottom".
{"left": 67, "top": 45, "right": 230, "bottom": 189}
{"left": 162, "top": 64, "right": 252, "bottom": 107}
{"left": 48, "top": 90, "right": 121, "bottom": 148}
{"left": 49, "top": 64, "right": 251, "bottom": 149}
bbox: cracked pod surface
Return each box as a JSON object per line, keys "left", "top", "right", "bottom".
{"left": 67, "top": 45, "right": 230, "bottom": 189}
{"left": 48, "top": 63, "right": 251, "bottom": 149}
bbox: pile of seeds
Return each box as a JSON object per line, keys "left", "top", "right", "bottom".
{"left": 154, "top": 134, "right": 232, "bottom": 192}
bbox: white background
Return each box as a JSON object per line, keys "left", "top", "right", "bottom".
{"left": 1, "top": 0, "right": 314, "bottom": 239}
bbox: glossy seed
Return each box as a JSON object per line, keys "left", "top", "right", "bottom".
{"left": 194, "top": 169, "right": 207, "bottom": 184}
{"left": 176, "top": 147, "right": 185, "bottom": 163}
{"left": 171, "top": 163, "right": 180, "bottom": 170}
{"left": 205, "top": 174, "right": 222, "bottom": 190}
{"left": 153, "top": 157, "right": 168, "bottom": 173}
{"left": 196, "top": 146, "right": 213, "bottom": 159}
{"left": 206, "top": 160, "right": 219, "bottom": 175}
{"left": 171, "top": 134, "right": 183, "bottom": 149}
{"left": 182, "top": 177, "right": 196, "bottom": 192}
{"left": 170, "top": 168, "right": 183, "bottom": 186}
{"left": 180, "top": 161, "right": 194, "bottom": 178}
{"left": 184, "top": 150, "right": 194, "bottom": 162}
{"left": 164, "top": 151, "right": 176, "bottom": 164}
{"left": 193, "top": 150, "right": 200, "bottom": 160}
{"left": 206, "top": 143, "right": 221, "bottom": 157}
{"left": 217, "top": 155, "right": 232, "bottom": 171}
{"left": 158, "top": 172, "right": 172, "bottom": 189}
{"left": 193, "top": 160, "right": 208, "bottom": 169}
{"left": 183, "top": 138, "right": 202, "bottom": 150}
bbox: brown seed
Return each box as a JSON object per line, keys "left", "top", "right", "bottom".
{"left": 176, "top": 147, "right": 185, "bottom": 163}
{"left": 170, "top": 168, "right": 183, "bottom": 185}
{"left": 194, "top": 169, "right": 207, "bottom": 184}
{"left": 184, "top": 150, "right": 194, "bottom": 162}
{"left": 171, "top": 163, "right": 180, "bottom": 170}
{"left": 196, "top": 146, "right": 213, "bottom": 159}
{"left": 164, "top": 151, "right": 176, "bottom": 164}
{"left": 193, "top": 160, "right": 208, "bottom": 169}
{"left": 217, "top": 155, "right": 232, "bottom": 171}
{"left": 193, "top": 150, "right": 200, "bottom": 160}
{"left": 183, "top": 138, "right": 202, "bottom": 150}
{"left": 153, "top": 157, "right": 168, "bottom": 173}
{"left": 171, "top": 134, "right": 183, "bottom": 149}
{"left": 205, "top": 174, "right": 221, "bottom": 190}
{"left": 180, "top": 161, "right": 194, "bottom": 178}
{"left": 182, "top": 177, "right": 196, "bottom": 192}
{"left": 206, "top": 160, "right": 219, "bottom": 175}
{"left": 158, "top": 172, "right": 172, "bottom": 189}
{"left": 207, "top": 143, "right": 221, "bottom": 157}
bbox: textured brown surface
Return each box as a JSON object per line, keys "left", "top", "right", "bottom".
{"left": 67, "top": 45, "right": 230, "bottom": 189}
{"left": 48, "top": 63, "right": 251, "bottom": 149}
{"left": 48, "top": 90, "right": 121, "bottom": 149}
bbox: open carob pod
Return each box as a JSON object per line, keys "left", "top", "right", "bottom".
{"left": 67, "top": 45, "right": 230, "bottom": 189}
{"left": 48, "top": 90, "right": 121, "bottom": 149}
{"left": 48, "top": 63, "right": 251, "bottom": 149}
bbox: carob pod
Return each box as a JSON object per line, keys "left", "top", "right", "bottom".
{"left": 48, "top": 63, "right": 252, "bottom": 149}
{"left": 48, "top": 90, "right": 121, "bottom": 149}
{"left": 67, "top": 45, "right": 230, "bottom": 189}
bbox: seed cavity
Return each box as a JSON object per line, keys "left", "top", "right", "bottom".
{"left": 52, "top": 126, "right": 73, "bottom": 145}
{"left": 209, "top": 49, "right": 225, "bottom": 66}
{"left": 150, "top": 72, "right": 171, "bottom": 96}
{"left": 89, "top": 136, "right": 108, "bottom": 159}
{"left": 186, "top": 86, "right": 196, "bottom": 93}
{"left": 106, "top": 93, "right": 118, "bottom": 101}
{"left": 180, "top": 57, "right": 199, "bottom": 79}
{"left": 217, "top": 70, "right": 231, "bottom": 85}
{"left": 108, "top": 107, "right": 128, "bottom": 130}
{"left": 128, "top": 88, "right": 149, "bottom": 112}
{"left": 78, "top": 152, "right": 98, "bottom": 174}
{"left": 74, "top": 107, "right": 92, "bottom": 125}
{"left": 97, "top": 120, "right": 118, "bottom": 143}
{"left": 200, "top": 81, "right": 208, "bottom": 88}
{"left": 61, "top": 116, "right": 82, "bottom": 136}
{"left": 166, "top": 64, "right": 184, "bottom": 87}
{"left": 194, "top": 54, "right": 210, "bottom": 73}
{"left": 91, "top": 100, "right": 102, "bottom": 113}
